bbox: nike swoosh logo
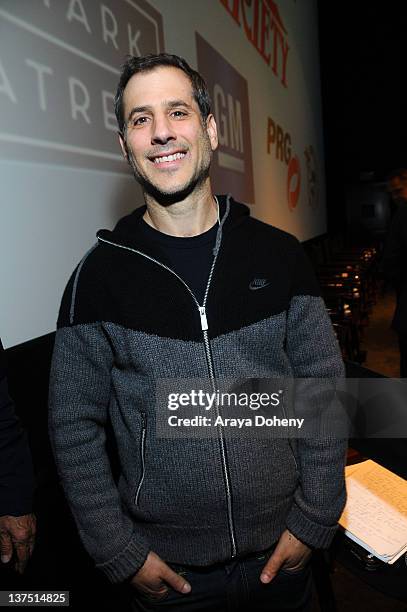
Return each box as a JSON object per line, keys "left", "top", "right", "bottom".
{"left": 249, "top": 279, "right": 270, "bottom": 290}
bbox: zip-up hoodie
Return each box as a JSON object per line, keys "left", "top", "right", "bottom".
{"left": 48, "top": 195, "right": 346, "bottom": 584}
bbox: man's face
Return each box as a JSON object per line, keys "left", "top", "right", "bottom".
{"left": 119, "top": 66, "right": 218, "bottom": 201}
{"left": 388, "top": 176, "right": 407, "bottom": 205}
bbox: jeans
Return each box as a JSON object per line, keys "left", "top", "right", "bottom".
{"left": 130, "top": 547, "right": 312, "bottom": 612}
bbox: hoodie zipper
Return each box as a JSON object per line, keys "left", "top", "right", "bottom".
{"left": 135, "top": 411, "right": 147, "bottom": 507}
{"left": 280, "top": 395, "right": 299, "bottom": 473}
{"left": 97, "top": 231, "right": 237, "bottom": 559}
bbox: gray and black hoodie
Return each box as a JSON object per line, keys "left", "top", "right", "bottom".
{"left": 48, "top": 195, "right": 346, "bottom": 584}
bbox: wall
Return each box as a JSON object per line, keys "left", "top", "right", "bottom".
{"left": 0, "top": 0, "right": 325, "bottom": 347}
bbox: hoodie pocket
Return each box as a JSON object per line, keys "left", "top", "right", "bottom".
{"left": 134, "top": 412, "right": 147, "bottom": 508}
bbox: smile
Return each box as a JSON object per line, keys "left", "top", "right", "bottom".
{"left": 151, "top": 152, "right": 187, "bottom": 164}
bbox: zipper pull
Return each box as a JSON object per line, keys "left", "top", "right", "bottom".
{"left": 199, "top": 306, "right": 208, "bottom": 331}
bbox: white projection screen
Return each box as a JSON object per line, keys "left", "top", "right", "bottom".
{"left": 0, "top": 0, "right": 326, "bottom": 347}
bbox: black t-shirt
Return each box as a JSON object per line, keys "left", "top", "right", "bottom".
{"left": 139, "top": 219, "right": 218, "bottom": 305}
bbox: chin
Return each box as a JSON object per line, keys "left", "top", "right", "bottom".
{"left": 129, "top": 153, "right": 210, "bottom": 205}
{"left": 140, "top": 176, "right": 202, "bottom": 206}
{"left": 136, "top": 173, "right": 208, "bottom": 206}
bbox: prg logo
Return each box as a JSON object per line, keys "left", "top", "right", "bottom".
{"left": 267, "top": 115, "right": 301, "bottom": 211}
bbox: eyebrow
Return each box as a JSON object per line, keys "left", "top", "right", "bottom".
{"left": 127, "top": 99, "right": 194, "bottom": 122}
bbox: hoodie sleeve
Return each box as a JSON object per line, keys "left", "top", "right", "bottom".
{"left": 48, "top": 250, "right": 150, "bottom": 583}
{"left": 284, "top": 238, "right": 347, "bottom": 549}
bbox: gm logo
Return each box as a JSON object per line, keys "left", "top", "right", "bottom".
{"left": 213, "top": 84, "right": 244, "bottom": 172}
{"left": 0, "top": 0, "right": 164, "bottom": 174}
{"left": 196, "top": 33, "right": 255, "bottom": 204}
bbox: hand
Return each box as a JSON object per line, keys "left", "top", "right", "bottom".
{"left": 0, "top": 514, "right": 36, "bottom": 574}
{"left": 130, "top": 551, "right": 191, "bottom": 600}
{"left": 260, "top": 529, "right": 311, "bottom": 583}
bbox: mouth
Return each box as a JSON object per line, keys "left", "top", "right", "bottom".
{"left": 148, "top": 150, "right": 188, "bottom": 166}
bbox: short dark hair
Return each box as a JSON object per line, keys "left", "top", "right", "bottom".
{"left": 114, "top": 53, "right": 212, "bottom": 135}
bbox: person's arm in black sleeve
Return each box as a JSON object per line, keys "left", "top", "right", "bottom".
{"left": 0, "top": 338, "right": 36, "bottom": 573}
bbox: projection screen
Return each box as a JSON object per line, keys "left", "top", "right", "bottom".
{"left": 0, "top": 0, "right": 325, "bottom": 347}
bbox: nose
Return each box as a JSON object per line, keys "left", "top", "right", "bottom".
{"left": 151, "top": 114, "right": 176, "bottom": 145}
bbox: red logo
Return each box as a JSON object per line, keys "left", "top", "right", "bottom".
{"left": 267, "top": 116, "right": 301, "bottom": 211}
{"left": 287, "top": 155, "right": 301, "bottom": 211}
{"left": 219, "top": 0, "right": 289, "bottom": 87}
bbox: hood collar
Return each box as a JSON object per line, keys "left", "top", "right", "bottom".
{"left": 96, "top": 194, "right": 250, "bottom": 253}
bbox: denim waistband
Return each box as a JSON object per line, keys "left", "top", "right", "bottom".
{"left": 168, "top": 542, "right": 278, "bottom": 574}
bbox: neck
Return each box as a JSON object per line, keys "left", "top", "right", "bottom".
{"left": 142, "top": 181, "right": 218, "bottom": 237}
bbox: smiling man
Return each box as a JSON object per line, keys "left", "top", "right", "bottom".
{"left": 49, "top": 54, "right": 347, "bottom": 612}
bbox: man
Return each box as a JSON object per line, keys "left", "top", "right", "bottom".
{"left": 384, "top": 169, "right": 407, "bottom": 377}
{"left": 0, "top": 338, "right": 36, "bottom": 574}
{"left": 387, "top": 168, "right": 407, "bottom": 213}
{"left": 49, "top": 54, "right": 346, "bottom": 611}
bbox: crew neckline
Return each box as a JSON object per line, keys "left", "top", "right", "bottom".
{"left": 140, "top": 218, "right": 219, "bottom": 249}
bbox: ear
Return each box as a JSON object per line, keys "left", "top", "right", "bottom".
{"left": 118, "top": 131, "right": 129, "bottom": 161}
{"left": 206, "top": 114, "right": 218, "bottom": 152}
